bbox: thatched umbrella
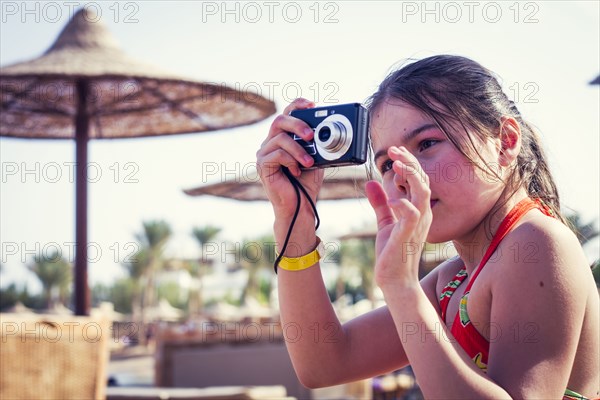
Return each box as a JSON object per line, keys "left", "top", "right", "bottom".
{"left": 0, "top": 9, "right": 275, "bottom": 315}
{"left": 183, "top": 165, "right": 369, "bottom": 201}
{"left": 184, "top": 165, "right": 369, "bottom": 309}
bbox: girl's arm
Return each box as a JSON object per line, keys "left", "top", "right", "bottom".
{"left": 383, "top": 286, "right": 511, "bottom": 398}
{"left": 381, "top": 220, "right": 590, "bottom": 399}
{"left": 484, "top": 219, "right": 592, "bottom": 398}
{"left": 277, "top": 244, "right": 444, "bottom": 388}
{"left": 256, "top": 98, "right": 445, "bottom": 387}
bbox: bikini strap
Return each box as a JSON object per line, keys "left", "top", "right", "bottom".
{"left": 439, "top": 266, "right": 468, "bottom": 322}
{"left": 464, "top": 197, "right": 550, "bottom": 292}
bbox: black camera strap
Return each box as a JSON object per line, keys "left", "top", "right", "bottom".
{"left": 273, "top": 167, "right": 320, "bottom": 273}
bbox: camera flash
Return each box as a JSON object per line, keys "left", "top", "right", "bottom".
{"left": 315, "top": 110, "right": 328, "bottom": 118}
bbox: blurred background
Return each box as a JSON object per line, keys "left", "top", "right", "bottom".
{"left": 1, "top": 1, "right": 598, "bottom": 399}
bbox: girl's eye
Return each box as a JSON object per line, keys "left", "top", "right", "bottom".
{"left": 418, "top": 139, "right": 439, "bottom": 152}
{"left": 379, "top": 159, "right": 393, "bottom": 175}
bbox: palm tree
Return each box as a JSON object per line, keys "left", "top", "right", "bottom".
{"left": 566, "top": 212, "right": 599, "bottom": 246}
{"left": 130, "top": 221, "right": 171, "bottom": 339}
{"left": 122, "top": 247, "right": 150, "bottom": 320}
{"left": 339, "top": 238, "right": 376, "bottom": 307}
{"left": 238, "top": 234, "right": 276, "bottom": 305}
{"left": 591, "top": 259, "right": 599, "bottom": 288}
{"left": 190, "top": 225, "right": 221, "bottom": 316}
{"left": 566, "top": 212, "right": 599, "bottom": 286}
{"left": 28, "top": 250, "right": 72, "bottom": 309}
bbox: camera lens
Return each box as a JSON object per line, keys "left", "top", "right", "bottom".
{"left": 313, "top": 114, "right": 354, "bottom": 161}
{"left": 318, "top": 126, "right": 331, "bottom": 142}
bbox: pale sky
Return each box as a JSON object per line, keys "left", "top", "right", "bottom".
{"left": 1, "top": 1, "right": 598, "bottom": 291}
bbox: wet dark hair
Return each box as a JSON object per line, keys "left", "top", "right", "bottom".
{"left": 366, "top": 54, "right": 565, "bottom": 224}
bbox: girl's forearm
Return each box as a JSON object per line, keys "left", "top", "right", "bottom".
{"left": 273, "top": 209, "right": 353, "bottom": 387}
{"left": 277, "top": 264, "right": 348, "bottom": 388}
{"left": 382, "top": 285, "right": 512, "bottom": 399}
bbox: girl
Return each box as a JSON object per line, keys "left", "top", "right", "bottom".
{"left": 256, "top": 55, "right": 599, "bottom": 399}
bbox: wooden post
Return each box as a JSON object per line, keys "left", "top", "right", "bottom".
{"left": 74, "top": 79, "right": 90, "bottom": 316}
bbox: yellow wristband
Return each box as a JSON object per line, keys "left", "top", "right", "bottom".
{"left": 277, "top": 237, "right": 323, "bottom": 271}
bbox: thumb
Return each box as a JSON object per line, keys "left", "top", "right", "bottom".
{"left": 365, "top": 180, "right": 396, "bottom": 231}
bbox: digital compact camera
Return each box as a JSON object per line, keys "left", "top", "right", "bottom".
{"left": 290, "top": 103, "right": 369, "bottom": 169}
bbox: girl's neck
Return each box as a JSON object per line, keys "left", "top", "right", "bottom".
{"left": 452, "top": 188, "right": 529, "bottom": 275}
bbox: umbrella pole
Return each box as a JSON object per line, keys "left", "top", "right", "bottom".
{"left": 75, "top": 79, "right": 90, "bottom": 316}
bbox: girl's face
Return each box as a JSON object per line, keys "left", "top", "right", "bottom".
{"left": 370, "top": 100, "right": 505, "bottom": 243}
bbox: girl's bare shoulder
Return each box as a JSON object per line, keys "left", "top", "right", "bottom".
{"left": 493, "top": 210, "right": 592, "bottom": 292}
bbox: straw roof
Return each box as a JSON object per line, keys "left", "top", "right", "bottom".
{"left": 0, "top": 8, "right": 275, "bottom": 139}
{"left": 184, "top": 165, "right": 370, "bottom": 201}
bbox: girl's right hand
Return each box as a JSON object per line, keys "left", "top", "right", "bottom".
{"left": 256, "top": 98, "right": 324, "bottom": 220}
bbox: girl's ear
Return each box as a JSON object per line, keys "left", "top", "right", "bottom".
{"left": 498, "top": 116, "right": 521, "bottom": 167}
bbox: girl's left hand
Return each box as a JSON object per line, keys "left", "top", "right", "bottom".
{"left": 365, "top": 146, "right": 433, "bottom": 290}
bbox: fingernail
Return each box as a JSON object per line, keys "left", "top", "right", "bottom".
{"left": 303, "top": 155, "right": 314, "bottom": 165}
{"left": 303, "top": 128, "right": 313, "bottom": 137}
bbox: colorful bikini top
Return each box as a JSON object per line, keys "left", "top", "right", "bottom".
{"left": 437, "top": 198, "right": 589, "bottom": 400}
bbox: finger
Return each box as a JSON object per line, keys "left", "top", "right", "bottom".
{"left": 385, "top": 198, "right": 423, "bottom": 263}
{"left": 392, "top": 160, "right": 431, "bottom": 213}
{"left": 258, "top": 149, "right": 303, "bottom": 179}
{"left": 390, "top": 147, "right": 430, "bottom": 185}
{"left": 283, "top": 98, "right": 316, "bottom": 116}
{"left": 266, "top": 113, "right": 314, "bottom": 143}
{"left": 389, "top": 148, "right": 431, "bottom": 211}
{"left": 388, "top": 147, "right": 426, "bottom": 182}
{"left": 259, "top": 133, "right": 315, "bottom": 169}
{"left": 268, "top": 98, "right": 316, "bottom": 142}
{"left": 387, "top": 197, "right": 420, "bottom": 232}
{"left": 365, "top": 180, "right": 396, "bottom": 231}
